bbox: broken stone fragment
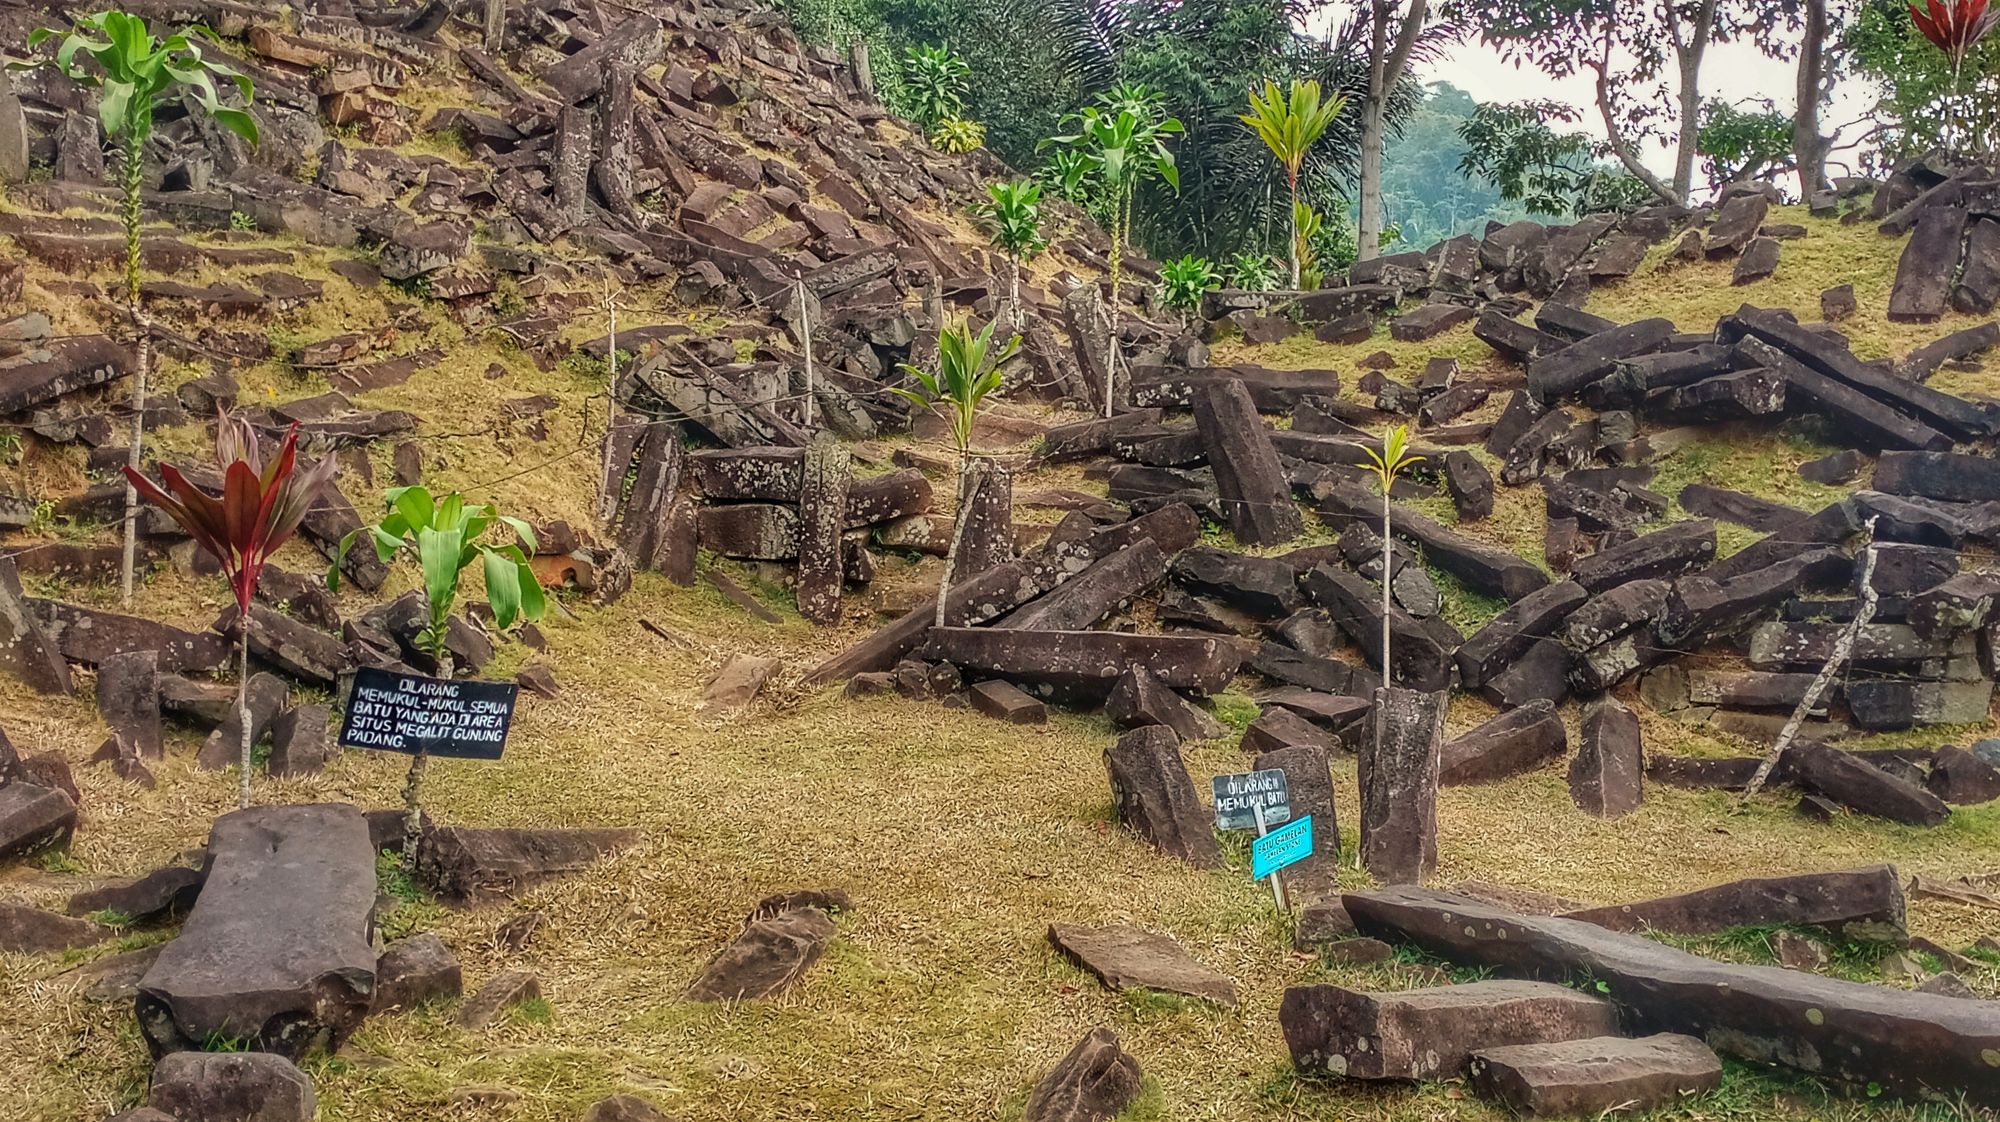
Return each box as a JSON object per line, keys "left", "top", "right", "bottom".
{"left": 373, "top": 932, "right": 462, "bottom": 1013}
{"left": 1469, "top": 1033, "right": 1722, "bottom": 1118}
{"left": 1023, "top": 1027, "right": 1142, "bottom": 1122}
{"left": 1047, "top": 922, "right": 1237, "bottom": 1005}
{"left": 1103, "top": 726, "right": 1221, "bottom": 868}
{"left": 687, "top": 904, "right": 836, "bottom": 1002}
{"left": 148, "top": 1052, "right": 316, "bottom": 1122}
{"left": 458, "top": 969, "right": 541, "bottom": 1029}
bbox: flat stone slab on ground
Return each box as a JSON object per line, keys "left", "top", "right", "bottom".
{"left": 1345, "top": 885, "right": 2000, "bottom": 1106}
{"left": 1280, "top": 979, "right": 1620, "bottom": 1080}
{"left": 0, "top": 900, "right": 109, "bottom": 953}
{"left": 417, "top": 823, "right": 640, "bottom": 906}
{"left": 687, "top": 904, "right": 836, "bottom": 1001}
{"left": 458, "top": 968, "right": 541, "bottom": 1028}
{"left": 1470, "top": 1034, "right": 1723, "bottom": 1118}
{"left": 137, "top": 803, "right": 377, "bottom": 1059}
{"left": 1048, "top": 922, "right": 1237, "bottom": 1005}
{"left": 0, "top": 780, "right": 76, "bottom": 859}
{"left": 969, "top": 679, "right": 1047, "bottom": 724}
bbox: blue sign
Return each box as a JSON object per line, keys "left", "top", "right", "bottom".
{"left": 1251, "top": 814, "right": 1313, "bottom": 880}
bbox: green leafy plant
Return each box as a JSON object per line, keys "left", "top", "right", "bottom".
{"left": 974, "top": 180, "right": 1048, "bottom": 323}
{"left": 892, "top": 321, "right": 1018, "bottom": 628}
{"left": 1361, "top": 425, "right": 1424, "bottom": 678}
{"left": 1156, "top": 253, "right": 1219, "bottom": 326}
{"left": 330, "top": 487, "right": 546, "bottom": 861}
{"left": 930, "top": 114, "right": 985, "bottom": 153}
{"left": 900, "top": 42, "right": 968, "bottom": 129}
{"left": 1044, "top": 86, "right": 1182, "bottom": 417}
{"left": 24, "top": 10, "right": 258, "bottom": 607}
{"left": 1241, "top": 78, "right": 1346, "bottom": 288}
{"left": 126, "top": 412, "right": 334, "bottom": 808}
{"left": 1292, "top": 199, "right": 1326, "bottom": 289}
{"left": 1224, "top": 251, "right": 1281, "bottom": 292}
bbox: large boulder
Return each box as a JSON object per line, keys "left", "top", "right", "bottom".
{"left": 1103, "top": 726, "right": 1221, "bottom": 868}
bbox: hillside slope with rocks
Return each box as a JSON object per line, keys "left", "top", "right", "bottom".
{"left": 3, "top": 1, "right": 2000, "bottom": 1121}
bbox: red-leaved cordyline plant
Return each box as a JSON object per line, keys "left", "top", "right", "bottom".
{"left": 124, "top": 410, "right": 335, "bottom": 808}
{"left": 1911, "top": 0, "right": 2000, "bottom": 148}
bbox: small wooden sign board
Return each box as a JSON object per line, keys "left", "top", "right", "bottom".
{"left": 337, "top": 667, "right": 518, "bottom": 760}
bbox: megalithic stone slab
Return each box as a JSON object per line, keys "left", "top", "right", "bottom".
{"left": 1106, "top": 666, "right": 1225, "bottom": 741}
{"left": 1315, "top": 480, "right": 1549, "bottom": 600}
{"left": 1570, "top": 520, "right": 1716, "bottom": 593}
{"left": 1787, "top": 742, "right": 1951, "bottom": 826}
{"left": 1570, "top": 697, "right": 1642, "bottom": 818}
{"left": 1874, "top": 450, "right": 2000, "bottom": 504}
{"left": 0, "top": 781, "right": 76, "bottom": 860}
{"left": 922, "top": 628, "right": 1241, "bottom": 695}
{"left": 1456, "top": 581, "right": 1588, "bottom": 688}
{"left": 1441, "top": 450, "right": 1494, "bottom": 522}
{"left": 1774, "top": 351, "right": 1955, "bottom": 453}
{"left": 1343, "top": 885, "right": 2000, "bottom": 1107}
{"left": 1279, "top": 979, "right": 1621, "bottom": 1080}
{"left": 95, "top": 649, "right": 161, "bottom": 759}
{"left": 1047, "top": 923, "right": 1237, "bottom": 1004}
{"left": 1359, "top": 686, "right": 1445, "bottom": 885}
{"left": 1955, "top": 216, "right": 2000, "bottom": 313}
{"left": 952, "top": 458, "right": 1014, "bottom": 581}
{"left": 1252, "top": 743, "right": 1341, "bottom": 899}
{"left": 1170, "top": 546, "right": 1301, "bottom": 617}
{"left": 795, "top": 436, "right": 851, "bottom": 626}
{"left": 1469, "top": 1034, "right": 1723, "bottom": 1118}
{"left": 1241, "top": 705, "right": 1344, "bottom": 755}
{"left": 1705, "top": 192, "right": 1770, "bottom": 256}
{"left": 1299, "top": 565, "right": 1452, "bottom": 692}
{"left": 148, "top": 1052, "right": 316, "bottom": 1122}
{"left": 1726, "top": 308, "right": 1994, "bottom": 441}
{"left": 1527, "top": 318, "right": 1675, "bottom": 404}
{"left": 0, "top": 556, "right": 69, "bottom": 695}
{"left": 1001, "top": 539, "right": 1169, "bottom": 631}
{"left": 1890, "top": 205, "right": 1969, "bottom": 323}
{"left": 136, "top": 803, "right": 376, "bottom": 1059}
{"left": 416, "top": 824, "right": 641, "bottom": 906}
{"left": 1024, "top": 1028, "right": 1142, "bottom": 1122}
{"left": 1193, "top": 379, "right": 1302, "bottom": 545}
{"left": 1568, "top": 866, "right": 1906, "bottom": 945}
{"left": 1441, "top": 699, "right": 1566, "bottom": 786}
{"left": 1677, "top": 483, "right": 1806, "bottom": 532}
{"left": 196, "top": 672, "right": 287, "bottom": 773}
{"left": 1104, "top": 726, "right": 1221, "bottom": 868}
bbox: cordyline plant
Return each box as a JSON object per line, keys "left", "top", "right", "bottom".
{"left": 893, "top": 321, "right": 1018, "bottom": 629}
{"left": 1362, "top": 426, "right": 1424, "bottom": 679}
{"left": 1157, "top": 253, "right": 1220, "bottom": 328}
{"left": 331, "top": 487, "right": 546, "bottom": 863}
{"left": 24, "top": 10, "right": 258, "bottom": 607}
{"left": 1910, "top": 0, "right": 2000, "bottom": 148}
{"left": 124, "top": 412, "right": 334, "bottom": 809}
{"left": 1241, "top": 78, "right": 1346, "bottom": 289}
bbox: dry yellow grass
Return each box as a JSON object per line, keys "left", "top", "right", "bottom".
{"left": 5, "top": 135, "right": 2000, "bottom": 1122}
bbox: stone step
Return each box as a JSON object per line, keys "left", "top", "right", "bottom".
{"left": 1469, "top": 1034, "right": 1723, "bottom": 1118}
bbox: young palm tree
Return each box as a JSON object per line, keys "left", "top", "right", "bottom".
{"left": 1241, "top": 78, "right": 1346, "bottom": 289}
{"left": 893, "top": 321, "right": 1019, "bottom": 627}
{"left": 1047, "top": 86, "right": 1181, "bottom": 418}
{"left": 1362, "top": 425, "right": 1424, "bottom": 677}
{"left": 27, "top": 11, "right": 258, "bottom": 605}
{"left": 975, "top": 180, "right": 1049, "bottom": 333}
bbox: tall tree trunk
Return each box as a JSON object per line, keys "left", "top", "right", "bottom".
{"left": 119, "top": 136, "right": 147, "bottom": 606}
{"left": 1102, "top": 188, "right": 1127, "bottom": 419}
{"left": 1286, "top": 174, "right": 1301, "bottom": 288}
{"left": 1592, "top": 44, "right": 1681, "bottom": 206}
{"left": 235, "top": 624, "right": 252, "bottom": 810}
{"left": 1358, "top": 0, "right": 1429, "bottom": 263}
{"left": 1669, "top": 0, "right": 1718, "bottom": 202}
{"left": 1793, "top": 0, "right": 1831, "bottom": 198}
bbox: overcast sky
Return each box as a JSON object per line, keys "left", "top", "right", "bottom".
{"left": 1300, "top": 9, "right": 1883, "bottom": 182}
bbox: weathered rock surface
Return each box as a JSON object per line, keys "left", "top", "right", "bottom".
{"left": 1024, "top": 1027, "right": 1142, "bottom": 1122}
{"left": 0, "top": 780, "right": 76, "bottom": 860}
{"left": 1345, "top": 885, "right": 2000, "bottom": 1106}
{"left": 137, "top": 804, "right": 376, "bottom": 1058}
{"left": 1440, "top": 700, "right": 1566, "bottom": 786}
{"left": 1104, "top": 726, "right": 1220, "bottom": 867}
{"left": 1048, "top": 923, "right": 1236, "bottom": 1005}
{"left": 148, "top": 1051, "right": 316, "bottom": 1122}
{"left": 1106, "top": 667, "right": 1225, "bottom": 741}
{"left": 688, "top": 904, "right": 837, "bottom": 1002}
{"left": 416, "top": 824, "right": 640, "bottom": 906}
{"left": 372, "top": 932, "right": 462, "bottom": 1013}
{"left": 0, "top": 900, "right": 109, "bottom": 953}
{"left": 1469, "top": 1034, "right": 1723, "bottom": 1118}
{"left": 1562, "top": 866, "right": 1907, "bottom": 943}
{"left": 1280, "top": 980, "right": 1621, "bottom": 1080}
{"left": 1359, "top": 687, "right": 1444, "bottom": 884}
